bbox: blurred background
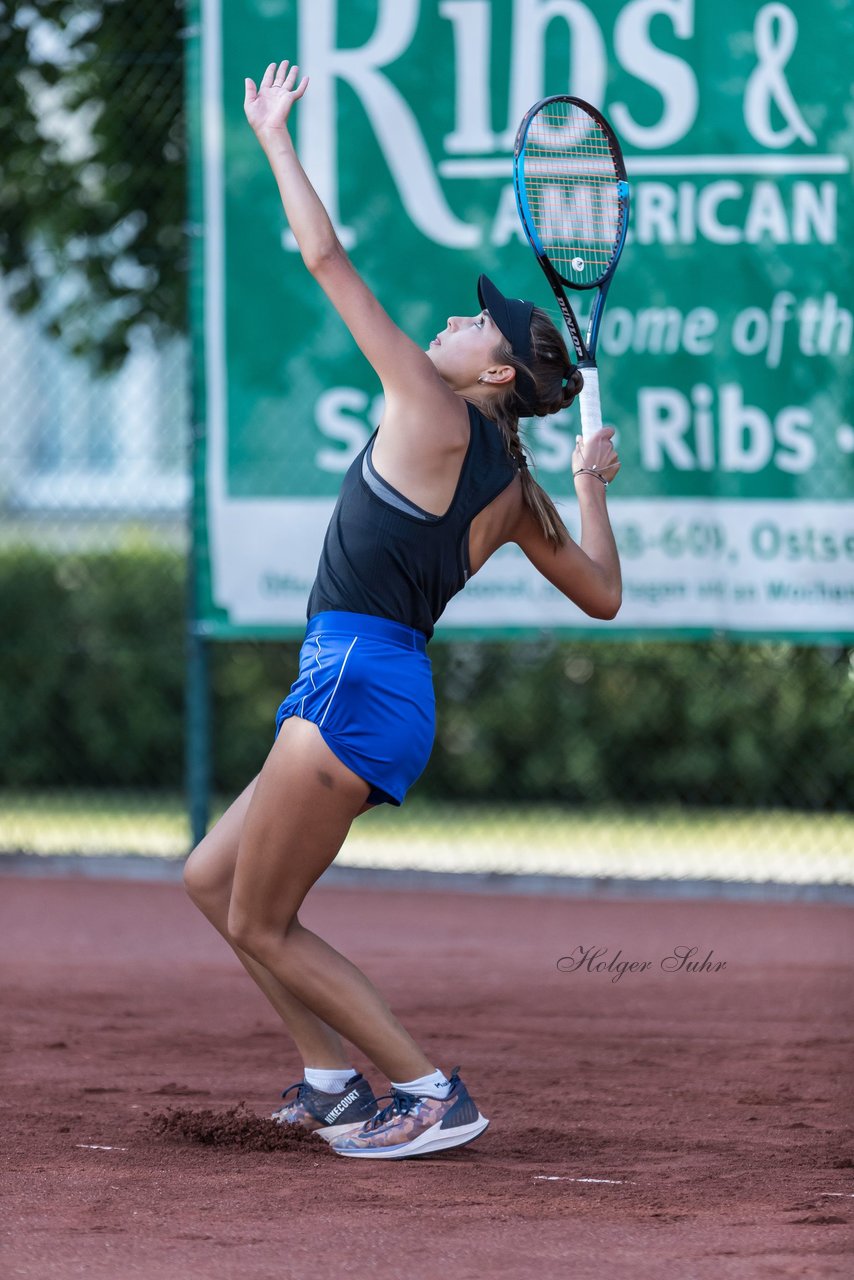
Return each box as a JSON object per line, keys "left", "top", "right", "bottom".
{"left": 1, "top": 0, "right": 851, "bottom": 889}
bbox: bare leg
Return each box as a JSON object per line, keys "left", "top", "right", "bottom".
{"left": 184, "top": 776, "right": 364, "bottom": 1068}
{"left": 227, "top": 717, "right": 435, "bottom": 1083}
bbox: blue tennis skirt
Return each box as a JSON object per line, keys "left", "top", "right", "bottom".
{"left": 274, "top": 611, "right": 435, "bottom": 806}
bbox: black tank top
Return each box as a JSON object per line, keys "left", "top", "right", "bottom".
{"left": 307, "top": 401, "right": 519, "bottom": 640}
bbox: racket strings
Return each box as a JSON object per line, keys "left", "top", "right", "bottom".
{"left": 521, "top": 102, "right": 624, "bottom": 285}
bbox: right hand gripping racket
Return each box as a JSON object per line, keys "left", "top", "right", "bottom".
{"left": 513, "top": 95, "right": 630, "bottom": 439}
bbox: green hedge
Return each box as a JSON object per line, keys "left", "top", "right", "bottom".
{"left": 0, "top": 546, "right": 186, "bottom": 787}
{"left": 1, "top": 546, "right": 850, "bottom": 808}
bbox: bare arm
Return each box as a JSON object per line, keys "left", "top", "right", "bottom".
{"left": 244, "top": 61, "right": 464, "bottom": 445}
{"left": 514, "top": 429, "right": 622, "bottom": 619}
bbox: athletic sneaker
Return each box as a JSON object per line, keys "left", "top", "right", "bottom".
{"left": 329, "top": 1067, "right": 489, "bottom": 1159}
{"left": 271, "top": 1072, "right": 379, "bottom": 1143}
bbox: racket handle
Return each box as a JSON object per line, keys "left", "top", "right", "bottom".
{"left": 578, "top": 365, "right": 602, "bottom": 440}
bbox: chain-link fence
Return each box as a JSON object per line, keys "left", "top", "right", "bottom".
{"left": 1, "top": 2, "right": 852, "bottom": 889}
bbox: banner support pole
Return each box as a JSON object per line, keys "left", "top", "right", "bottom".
{"left": 185, "top": 4, "right": 210, "bottom": 855}
{"left": 185, "top": 621, "right": 210, "bottom": 852}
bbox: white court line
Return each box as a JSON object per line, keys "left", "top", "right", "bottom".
{"left": 818, "top": 1192, "right": 854, "bottom": 1197}
{"left": 75, "top": 1144, "right": 128, "bottom": 1151}
{"left": 534, "top": 1175, "right": 626, "bottom": 1183}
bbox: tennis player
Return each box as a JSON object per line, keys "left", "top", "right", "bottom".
{"left": 183, "top": 60, "right": 621, "bottom": 1160}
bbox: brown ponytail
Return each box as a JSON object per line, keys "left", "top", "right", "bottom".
{"left": 488, "top": 308, "right": 583, "bottom": 549}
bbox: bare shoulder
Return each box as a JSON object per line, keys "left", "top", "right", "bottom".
{"left": 380, "top": 381, "right": 471, "bottom": 455}
{"left": 370, "top": 394, "right": 470, "bottom": 516}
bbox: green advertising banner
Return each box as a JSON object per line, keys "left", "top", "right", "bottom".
{"left": 190, "top": 0, "right": 854, "bottom": 640}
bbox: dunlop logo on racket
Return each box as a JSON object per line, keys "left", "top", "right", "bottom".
{"left": 513, "top": 96, "right": 630, "bottom": 440}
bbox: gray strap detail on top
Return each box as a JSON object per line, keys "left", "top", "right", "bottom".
{"left": 361, "top": 441, "right": 438, "bottom": 522}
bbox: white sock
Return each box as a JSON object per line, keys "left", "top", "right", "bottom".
{"left": 303, "top": 1066, "right": 358, "bottom": 1094}
{"left": 391, "top": 1068, "right": 451, "bottom": 1099}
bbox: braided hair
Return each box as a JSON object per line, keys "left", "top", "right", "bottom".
{"left": 487, "top": 307, "right": 584, "bottom": 548}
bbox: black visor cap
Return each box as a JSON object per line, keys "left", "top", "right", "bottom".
{"left": 477, "top": 275, "right": 534, "bottom": 364}
{"left": 476, "top": 275, "right": 537, "bottom": 413}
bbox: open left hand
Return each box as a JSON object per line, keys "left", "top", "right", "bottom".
{"left": 244, "top": 60, "right": 309, "bottom": 141}
{"left": 572, "top": 427, "right": 620, "bottom": 485}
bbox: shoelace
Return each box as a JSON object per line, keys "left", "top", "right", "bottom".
{"left": 279, "top": 1080, "right": 309, "bottom": 1104}
{"left": 363, "top": 1089, "right": 421, "bottom": 1132}
{"left": 363, "top": 1068, "right": 462, "bottom": 1132}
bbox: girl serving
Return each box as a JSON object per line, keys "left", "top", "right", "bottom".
{"left": 183, "top": 60, "right": 621, "bottom": 1160}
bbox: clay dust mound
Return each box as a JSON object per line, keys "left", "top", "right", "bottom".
{"left": 4, "top": 879, "right": 854, "bottom": 1280}
{"left": 147, "top": 1102, "right": 319, "bottom": 1153}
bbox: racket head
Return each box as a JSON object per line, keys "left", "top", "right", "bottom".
{"left": 513, "top": 96, "right": 630, "bottom": 292}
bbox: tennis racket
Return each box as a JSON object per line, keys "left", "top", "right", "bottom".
{"left": 513, "top": 95, "right": 630, "bottom": 440}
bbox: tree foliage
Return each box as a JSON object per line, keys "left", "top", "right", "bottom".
{"left": 0, "top": 0, "right": 186, "bottom": 370}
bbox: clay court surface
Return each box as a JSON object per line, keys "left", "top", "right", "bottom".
{"left": 1, "top": 874, "right": 852, "bottom": 1279}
